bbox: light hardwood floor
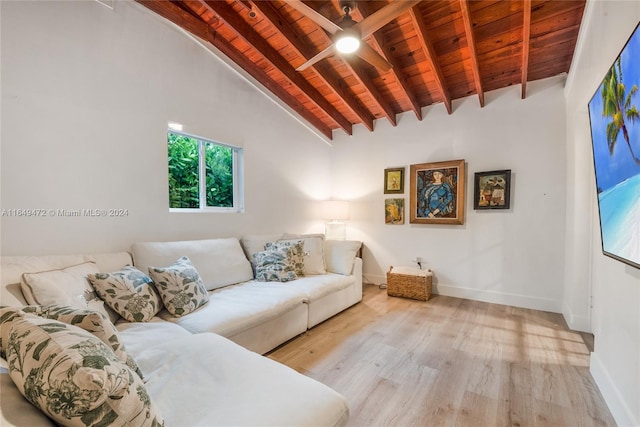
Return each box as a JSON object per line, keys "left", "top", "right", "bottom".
{"left": 268, "top": 285, "right": 616, "bottom": 427}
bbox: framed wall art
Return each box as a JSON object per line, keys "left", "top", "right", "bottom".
{"left": 385, "top": 198, "right": 404, "bottom": 224}
{"left": 587, "top": 21, "right": 640, "bottom": 269}
{"left": 410, "top": 159, "right": 465, "bottom": 225}
{"left": 384, "top": 167, "right": 404, "bottom": 194}
{"left": 473, "top": 170, "right": 511, "bottom": 210}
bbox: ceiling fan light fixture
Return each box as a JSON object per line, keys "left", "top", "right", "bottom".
{"left": 335, "top": 32, "right": 360, "bottom": 54}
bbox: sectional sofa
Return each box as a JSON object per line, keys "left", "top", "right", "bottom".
{"left": 0, "top": 234, "right": 363, "bottom": 426}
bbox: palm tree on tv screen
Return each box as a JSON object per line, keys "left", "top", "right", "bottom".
{"left": 601, "top": 57, "right": 640, "bottom": 165}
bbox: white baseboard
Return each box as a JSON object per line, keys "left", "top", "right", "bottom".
{"left": 590, "top": 352, "right": 639, "bottom": 427}
{"left": 435, "top": 283, "right": 561, "bottom": 312}
{"left": 562, "top": 301, "right": 591, "bottom": 332}
{"left": 364, "top": 273, "right": 560, "bottom": 312}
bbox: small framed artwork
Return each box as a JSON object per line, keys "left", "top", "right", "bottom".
{"left": 410, "top": 159, "right": 465, "bottom": 225}
{"left": 385, "top": 198, "right": 404, "bottom": 224}
{"left": 473, "top": 170, "right": 511, "bottom": 210}
{"left": 384, "top": 167, "right": 404, "bottom": 194}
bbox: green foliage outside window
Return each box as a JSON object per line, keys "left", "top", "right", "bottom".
{"left": 168, "top": 132, "right": 234, "bottom": 209}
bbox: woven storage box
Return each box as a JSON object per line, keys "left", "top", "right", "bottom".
{"left": 386, "top": 266, "right": 432, "bottom": 301}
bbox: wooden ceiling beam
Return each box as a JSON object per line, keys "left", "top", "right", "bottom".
{"left": 250, "top": 0, "right": 375, "bottom": 132}
{"left": 409, "top": 5, "right": 452, "bottom": 115}
{"left": 346, "top": 56, "right": 397, "bottom": 127}
{"left": 135, "top": 0, "right": 333, "bottom": 140}
{"left": 521, "top": 0, "right": 532, "bottom": 99}
{"left": 355, "top": 2, "right": 423, "bottom": 121}
{"left": 458, "top": 0, "right": 485, "bottom": 107}
{"left": 200, "top": 0, "right": 353, "bottom": 136}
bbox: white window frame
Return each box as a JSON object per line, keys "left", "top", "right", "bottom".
{"left": 168, "top": 130, "right": 244, "bottom": 213}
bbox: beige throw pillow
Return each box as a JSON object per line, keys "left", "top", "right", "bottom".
{"left": 19, "top": 262, "right": 112, "bottom": 320}
{"left": 324, "top": 240, "right": 362, "bottom": 275}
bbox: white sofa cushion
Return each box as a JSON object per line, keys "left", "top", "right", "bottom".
{"left": 286, "top": 273, "right": 356, "bottom": 302}
{"left": 116, "top": 318, "right": 192, "bottom": 356}
{"left": 131, "top": 238, "right": 253, "bottom": 291}
{"left": 1, "top": 253, "right": 133, "bottom": 308}
{"left": 324, "top": 240, "right": 362, "bottom": 275}
{"left": 157, "top": 281, "right": 307, "bottom": 337}
{"left": 128, "top": 332, "right": 349, "bottom": 427}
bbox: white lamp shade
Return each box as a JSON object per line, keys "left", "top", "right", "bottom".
{"left": 322, "top": 200, "right": 349, "bottom": 221}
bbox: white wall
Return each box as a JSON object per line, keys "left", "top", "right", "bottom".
{"left": 0, "top": 0, "right": 331, "bottom": 256}
{"left": 564, "top": 1, "right": 640, "bottom": 425}
{"left": 330, "top": 75, "right": 568, "bottom": 313}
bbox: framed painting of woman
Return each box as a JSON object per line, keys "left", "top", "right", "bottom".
{"left": 410, "top": 159, "right": 466, "bottom": 225}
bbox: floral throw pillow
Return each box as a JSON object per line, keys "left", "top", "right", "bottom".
{"left": 6, "top": 316, "right": 164, "bottom": 427}
{"left": 38, "top": 305, "right": 144, "bottom": 380}
{"left": 87, "top": 266, "right": 163, "bottom": 322}
{"left": 0, "top": 305, "right": 143, "bottom": 380}
{"left": 147, "top": 256, "right": 209, "bottom": 317}
{"left": 280, "top": 235, "right": 327, "bottom": 275}
{"left": 0, "top": 306, "right": 28, "bottom": 358}
{"left": 264, "top": 240, "right": 305, "bottom": 277}
{"left": 252, "top": 248, "right": 298, "bottom": 282}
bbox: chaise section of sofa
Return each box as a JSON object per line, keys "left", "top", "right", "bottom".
{"left": 117, "top": 324, "right": 350, "bottom": 427}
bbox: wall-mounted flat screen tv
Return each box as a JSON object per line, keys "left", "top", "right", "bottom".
{"left": 587, "top": 21, "right": 640, "bottom": 270}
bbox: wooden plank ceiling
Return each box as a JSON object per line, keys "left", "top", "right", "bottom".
{"left": 137, "top": 0, "right": 586, "bottom": 140}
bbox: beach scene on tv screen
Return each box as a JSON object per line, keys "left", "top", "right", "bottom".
{"left": 588, "top": 23, "right": 640, "bottom": 268}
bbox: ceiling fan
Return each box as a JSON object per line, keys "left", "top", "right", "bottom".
{"left": 289, "top": 0, "right": 421, "bottom": 72}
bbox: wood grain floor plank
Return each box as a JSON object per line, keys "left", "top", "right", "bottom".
{"left": 268, "top": 285, "right": 616, "bottom": 427}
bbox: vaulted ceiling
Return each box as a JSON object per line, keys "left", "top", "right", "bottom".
{"left": 137, "top": 0, "right": 586, "bottom": 140}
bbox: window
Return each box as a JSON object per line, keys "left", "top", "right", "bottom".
{"left": 168, "top": 130, "right": 243, "bottom": 212}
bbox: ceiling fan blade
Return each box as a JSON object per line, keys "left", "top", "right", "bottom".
{"left": 355, "top": 0, "right": 422, "bottom": 37}
{"left": 355, "top": 43, "right": 392, "bottom": 72}
{"left": 296, "top": 45, "right": 337, "bottom": 71}
{"left": 287, "top": 0, "right": 342, "bottom": 35}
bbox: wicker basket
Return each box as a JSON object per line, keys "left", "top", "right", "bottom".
{"left": 386, "top": 266, "right": 432, "bottom": 301}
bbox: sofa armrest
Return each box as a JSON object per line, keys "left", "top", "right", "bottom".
{"left": 352, "top": 257, "right": 363, "bottom": 301}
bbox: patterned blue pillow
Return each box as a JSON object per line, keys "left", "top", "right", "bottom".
{"left": 264, "top": 240, "right": 305, "bottom": 277}
{"left": 252, "top": 247, "right": 298, "bottom": 282}
{"left": 87, "top": 266, "right": 163, "bottom": 322}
